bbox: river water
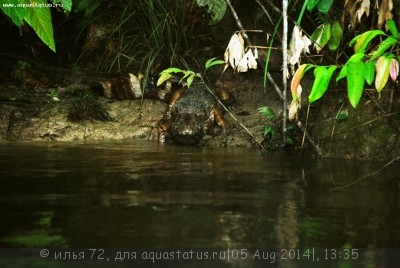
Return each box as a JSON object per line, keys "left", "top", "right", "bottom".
{"left": 0, "top": 140, "right": 399, "bottom": 265}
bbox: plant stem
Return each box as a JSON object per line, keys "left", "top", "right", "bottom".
{"left": 282, "top": 0, "right": 288, "bottom": 145}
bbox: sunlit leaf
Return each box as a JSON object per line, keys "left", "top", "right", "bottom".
{"left": 336, "top": 65, "right": 347, "bottom": 82}
{"left": 348, "top": 53, "right": 365, "bottom": 63}
{"left": 375, "top": 56, "right": 390, "bottom": 92}
{"left": 389, "top": 59, "right": 399, "bottom": 81}
{"left": 156, "top": 73, "right": 172, "bottom": 86}
{"left": 24, "top": 0, "right": 55, "bottom": 52}
{"left": 309, "top": 65, "right": 337, "bottom": 103}
{"left": 311, "top": 23, "right": 331, "bottom": 53}
{"left": 161, "top": 67, "right": 184, "bottom": 74}
{"left": 0, "top": 0, "right": 26, "bottom": 26}
{"left": 386, "top": 19, "right": 399, "bottom": 38}
{"left": 369, "top": 37, "right": 397, "bottom": 60}
{"left": 186, "top": 73, "right": 195, "bottom": 88}
{"left": 364, "top": 60, "right": 376, "bottom": 86}
{"left": 347, "top": 61, "right": 365, "bottom": 108}
{"left": 205, "top": 58, "right": 225, "bottom": 70}
{"left": 328, "top": 21, "right": 343, "bottom": 51}
{"left": 350, "top": 30, "right": 385, "bottom": 53}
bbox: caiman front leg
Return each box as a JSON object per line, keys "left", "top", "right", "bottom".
{"left": 156, "top": 89, "right": 184, "bottom": 143}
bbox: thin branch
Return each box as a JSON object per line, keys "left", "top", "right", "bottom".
{"left": 329, "top": 155, "right": 400, "bottom": 191}
{"left": 282, "top": 0, "right": 288, "bottom": 145}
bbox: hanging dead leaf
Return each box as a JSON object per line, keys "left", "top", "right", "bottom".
{"left": 377, "top": 0, "right": 393, "bottom": 29}
{"left": 288, "top": 99, "right": 300, "bottom": 121}
{"left": 237, "top": 49, "right": 258, "bottom": 73}
{"left": 288, "top": 26, "right": 311, "bottom": 66}
{"left": 223, "top": 32, "right": 245, "bottom": 73}
{"left": 356, "top": 0, "right": 371, "bottom": 22}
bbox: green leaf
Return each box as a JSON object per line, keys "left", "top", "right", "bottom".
{"left": 311, "top": 23, "right": 331, "bottom": 51}
{"left": 161, "top": 67, "right": 184, "bottom": 74}
{"left": 156, "top": 73, "right": 172, "bottom": 86}
{"left": 386, "top": 19, "right": 399, "bottom": 38}
{"left": 309, "top": 65, "right": 337, "bottom": 103}
{"left": 369, "top": 37, "right": 398, "bottom": 60}
{"left": 24, "top": 0, "right": 56, "bottom": 52}
{"left": 350, "top": 30, "right": 386, "bottom": 53}
{"left": 0, "top": 0, "right": 26, "bottom": 26}
{"left": 318, "top": 0, "right": 334, "bottom": 13}
{"left": 307, "top": 0, "right": 320, "bottom": 11}
{"left": 205, "top": 58, "right": 225, "bottom": 70}
{"left": 328, "top": 21, "right": 343, "bottom": 51}
{"left": 364, "top": 60, "right": 376, "bottom": 86}
{"left": 53, "top": 0, "right": 72, "bottom": 12}
{"left": 186, "top": 74, "right": 195, "bottom": 88}
{"left": 347, "top": 61, "right": 365, "bottom": 108}
{"left": 336, "top": 110, "right": 349, "bottom": 120}
{"left": 258, "top": 106, "right": 276, "bottom": 119}
{"left": 263, "top": 125, "right": 273, "bottom": 136}
{"left": 348, "top": 53, "right": 365, "bottom": 63}
{"left": 197, "top": 0, "right": 227, "bottom": 25}
{"left": 336, "top": 65, "right": 347, "bottom": 82}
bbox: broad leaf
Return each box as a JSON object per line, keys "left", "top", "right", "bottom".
{"left": 369, "top": 37, "right": 398, "bottom": 60}
{"left": 25, "top": 0, "right": 55, "bottom": 52}
{"left": 309, "top": 65, "right": 337, "bottom": 103}
{"left": 375, "top": 56, "right": 390, "bottom": 92}
{"left": 364, "top": 60, "right": 376, "bottom": 86}
{"left": 328, "top": 21, "right": 343, "bottom": 51}
{"left": 348, "top": 53, "right": 365, "bottom": 63}
{"left": 318, "top": 0, "right": 334, "bottom": 13}
{"left": 197, "top": 0, "right": 227, "bottom": 25}
{"left": 347, "top": 61, "right": 365, "bottom": 108}
{"left": 386, "top": 19, "right": 399, "bottom": 38}
{"left": 0, "top": 0, "right": 26, "bottom": 26}
{"left": 336, "top": 65, "right": 347, "bottom": 82}
{"left": 307, "top": 0, "right": 320, "bottom": 11}
{"left": 350, "top": 30, "right": 385, "bottom": 53}
{"left": 311, "top": 23, "right": 331, "bottom": 53}
{"left": 156, "top": 73, "right": 172, "bottom": 86}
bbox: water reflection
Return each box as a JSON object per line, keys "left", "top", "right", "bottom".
{"left": 0, "top": 140, "right": 399, "bottom": 250}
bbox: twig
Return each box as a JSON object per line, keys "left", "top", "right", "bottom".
{"left": 282, "top": 0, "right": 288, "bottom": 145}
{"left": 329, "top": 155, "right": 400, "bottom": 191}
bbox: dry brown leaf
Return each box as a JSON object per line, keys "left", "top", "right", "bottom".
{"left": 223, "top": 33, "right": 245, "bottom": 73}
{"left": 377, "top": 0, "right": 393, "bottom": 29}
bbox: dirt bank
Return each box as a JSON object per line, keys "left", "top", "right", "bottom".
{"left": 0, "top": 65, "right": 399, "bottom": 161}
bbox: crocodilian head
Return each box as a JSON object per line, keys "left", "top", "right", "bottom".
{"left": 171, "top": 113, "right": 206, "bottom": 145}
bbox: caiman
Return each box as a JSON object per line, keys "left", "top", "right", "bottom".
{"left": 94, "top": 73, "right": 233, "bottom": 145}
